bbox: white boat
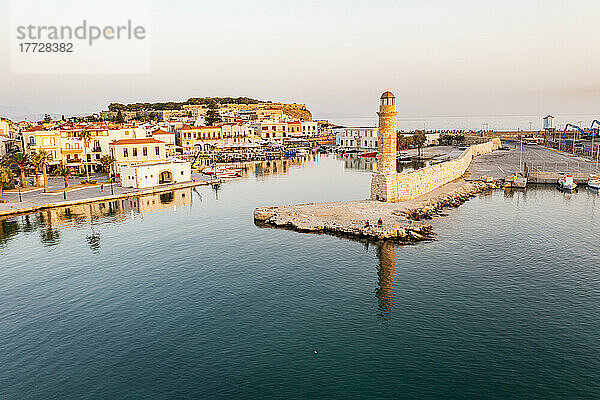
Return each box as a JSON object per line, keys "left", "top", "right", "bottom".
{"left": 202, "top": 166, "right": 242, "bottom": 176}
{"left": 503, "top": 174, "right": 527, "bottom": 189}
{"left": 588, "top": 177, "right": 600, "bottom": 190}
{"left": 558, "top": 175, "right": 577, "bottom": 191}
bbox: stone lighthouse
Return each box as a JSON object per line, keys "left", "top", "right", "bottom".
{"left": 371, "top": 91, "right": 398, "bottom": 201}
{"left": 376, "top": 91, "right": 398, "bottom": 175}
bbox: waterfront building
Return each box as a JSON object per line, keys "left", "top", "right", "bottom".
{"left": 151, "top": 129, "right": 177, "bottom": 155}
{"left": 23, "top": 123, "right": 149, "bottom": 172}
{"left": 336, "top": 127, "right": 378, "bottom": 151}
{"left": 301, "top": 121, "right": 318, "bottom": 137}
{"left": 286, "top": 121, "right": 302, "bottom": 137}
{"left": 175, "top": 123, "right": 253, "bottom": 153}
{"left": 120, "top": 160, "right": 191, "bottom": 189}
{"left": 251, "top": 121, "right": 289, "bottom": 143}
{"left": 109, "top": 138, "right": 167, "bottom": 174}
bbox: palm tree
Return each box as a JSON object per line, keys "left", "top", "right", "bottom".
{"left": 99, "top": 155, "right": 115, "bottom": 183}
{"left": 0, "top": 166, "right": 15, "bottom": 199}
{"left": 77, "top": 129, "right": 92, "bottom": 181}
{"left": 31, "top": 150, "right": 53, "bottom": 192}
{"left": 8, "top": 152, "right": 29, "bottom": 188}
{"left": 54, "top": 165, "right": 71, "bottom": 189}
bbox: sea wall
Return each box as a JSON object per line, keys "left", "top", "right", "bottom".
{"left": 371, "top": 138, "right": 501, "bottom": 202}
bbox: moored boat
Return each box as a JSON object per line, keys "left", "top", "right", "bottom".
{"left": 359, "top": 151, "right": 377, "bottom": 158}
{"left": 588, "top": 176, "right": 600, "bottom": 190}
{"left": 558, "top": 174, "right": 577, "bottom": 191}
{"left": 202, "top": 166, "right": 242, "bottom": 176}
{"left": 504, "top": 174, "right": 527, "bottom": 189}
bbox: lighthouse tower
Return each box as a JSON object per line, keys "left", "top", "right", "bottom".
{"left": 376, "top": 91, "right": 398, "bottom": 175}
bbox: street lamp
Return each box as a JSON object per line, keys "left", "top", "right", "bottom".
{"left": 18, "top": 185, "right": 22, "bottom": 202}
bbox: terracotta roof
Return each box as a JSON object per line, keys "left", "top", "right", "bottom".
{"left": 25, "top": 125, "right": 46, "bottom": 132}
{"left": 152, "top": 129, "right": 173, "bottom": 135}
{"left": 110, "top": 138, "right": 164, "bottom": 145}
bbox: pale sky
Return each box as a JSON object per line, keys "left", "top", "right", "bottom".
{"left": 1, "top": 0, "right": 599, "bottom": 121}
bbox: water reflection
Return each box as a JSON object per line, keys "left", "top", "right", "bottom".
{"left": 224, "top": 154, "right": 319, "bottom": 179}
{"left": 375, "top": 241, "right": 397, "bottom": 321}
{"left": 0, "top": 187, "right": 194, "bottom": 251}
{"left": 337, "top": 153, "right": 426, "bottom": 174}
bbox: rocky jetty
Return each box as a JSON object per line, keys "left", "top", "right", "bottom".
{"left": 254, "top": 179, "right": 501, "bottom": 243}
{"left": 403, "top": 180, "right": 501, "bottom": 221}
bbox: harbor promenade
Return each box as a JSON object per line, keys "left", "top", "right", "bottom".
{"left": 0, "top": 172, "right": 213, "bottom": 217}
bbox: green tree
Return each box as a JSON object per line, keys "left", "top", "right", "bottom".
{"left": 413, "top": 131, "right": 427, "bottom": 157}
{"left": 99, "top": 155, "right": 115, "bottom": 183}
{"left": 31, "top": 150, "right": 53, "bottom": 192}
{"left": 43, "top": 114, "right": 52, "bottom": 123}
{"left": 8, "top": 152, "right": 29, "bottom": 188}
{"left": 115, "top": 110, "right": 125, "bottom": 123}
{"left": 0, "top": 166, "right": 15, "bottom": 199}
{"left": 205, "top": 100, "right": 222, "bottom": 126}
{"left": 77, "top": 130, "right": 92, "bottom": 181}
{"left": 54, "top": 165, "right": 71, "bottom": 189}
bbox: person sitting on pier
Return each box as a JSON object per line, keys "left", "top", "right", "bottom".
{"left": 377, "top": 218, "right": 383, "bottom": 227}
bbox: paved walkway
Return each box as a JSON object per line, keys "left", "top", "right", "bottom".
{"left": 468, "top": 143, "right": 599, "bottom": 180}
{"left": 0, "top": 172, "right": 211, "bottom": 215}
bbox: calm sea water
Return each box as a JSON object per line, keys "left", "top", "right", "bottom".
{"left": 1, "top": 155, "right": 599, "bottom": 399}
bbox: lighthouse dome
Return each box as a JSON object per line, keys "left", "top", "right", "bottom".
{"left": 380, "top": 91, "right": 395, "bottom": 106}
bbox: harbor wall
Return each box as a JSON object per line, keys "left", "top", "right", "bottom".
{"left": 371, "top": 138, "right": 501, "bottom": 202}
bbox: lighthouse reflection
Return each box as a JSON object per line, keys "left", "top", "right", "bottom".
{"left": 375, "top": 241, "right": 397, "bottom": 321}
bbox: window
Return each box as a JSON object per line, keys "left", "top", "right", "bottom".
{"left": 133, "top": 148, "right": 137, "bottom": 157}
{"left": 143, "top": 147, "right": 148, "bottom": 157}
{"left": 123, "top": 148, "right": 128, "bottom": 157}
{"left": 155, "top": 146, "right": 160, "bottom": 155}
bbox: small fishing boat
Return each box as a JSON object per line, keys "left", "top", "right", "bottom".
{"left": 359, "top": 151, "right": 377, "bottom": 158}
{"left": 217, "top": 171, "right": 243, "bottom": 179}
{"left": 202, "top": 166, "right": 242, "bottom": 176}
{"left": 588, "top": 176, "right": 600, "bottom": 190}
{"left": 558, "top": 174, "right": 577, "bottom": 191}
{"left": 504, "top": 174, "right": 527, "bottom": 189}
{"left": 296, "top": 149, "right": 310, "bottom": 156}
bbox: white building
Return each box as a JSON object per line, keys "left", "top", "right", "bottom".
{"left": 336, "top": 127, "right": 378, "bottom": 150}
{"left": 543, "top": 115, "right": 555, "bottom": 131}
{"left": 301, "top": 121, "right": 318, "bottom": 137}
{"left": 120, "top": 161, "right": 191, "bottom": 189}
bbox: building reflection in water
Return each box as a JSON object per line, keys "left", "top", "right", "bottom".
{"left": 0, "top": 187, "right": 194, "bottom": 252}
{"left": 338, "top": 154, "right": 426, "bottom": 174}
{"left": 339, "top": 154, "right": 376, "bottom": 172}
{"left": 230, "top": 154, "right": 318, "bottom": 179}
{"left": 375, "top": 241, "right": 397, "bottom": 321}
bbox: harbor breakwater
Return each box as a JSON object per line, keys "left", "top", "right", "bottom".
{"left": 371, "top": 138, "right": 502, "bottom": 202}
{"left": 254, "top": 179, "right": 500, "bottom": 243}
{"left": 255, "top": 139, "right": 503, "bottom": 242}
